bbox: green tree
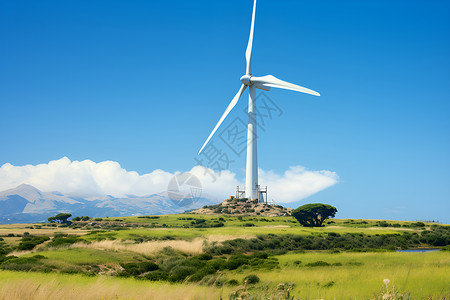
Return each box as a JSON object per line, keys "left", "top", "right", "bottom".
{"left": 292, "top": 203, "right": 337, "bottom": 227}
{"left": 48, "top": 213, "right": 72, "bottom": 224}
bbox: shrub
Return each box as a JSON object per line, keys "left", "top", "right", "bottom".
{"left": 412, "top": 222, "right": 426, "bottom": 227}
{"left": 224, "top": 254, "right": 249, "bottom": 270}
{"left": 208, "top": 258, "right": 226, "bottom": 270}
{"left": 377, "top": 221, "right": 389, "bottom": 227}
{"left": 17, "top": 236, "right": 50, "bottom": 251}
{"left": 48, "top": 235, "right": 83, "bottom": 247}
{"left": 120, "top": 261, "right": 158, "bottom": 275}
{"left": 305, "top": 261, "right": 330, "bottom": 267}
{"left": 0, "top": 255, "right": 47, "bottom": 272}
{"left": 188, "top": 266, "right": 216, "bottom": 282}
{"left": 60, "top": 267, "right": 83, "bottom": 274}
{"left": 143, "top": 270, "right": 168, "bottom": 281}
{"left": 167, "top": 265, "right": 197, "bottom": 282}
{"left": 244, "top": 274, "right": 260, "bottom": 284}
{"left": 293, "top": 260, "right": 302, "bottom": 266}
{"left": 226, "top": 279, "right": 240, "bottom": 286}
{"left": 251, "top": 252, "right": 268, "bottom": 259}
{"left": 195, "top": 253, "right": 213, "bottom": 261}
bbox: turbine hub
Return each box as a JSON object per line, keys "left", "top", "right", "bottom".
{"left": 240, "top": 75, "right": 252, "bottom": 86}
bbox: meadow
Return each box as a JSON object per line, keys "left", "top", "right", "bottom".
{"left": 0, "top": 214, "right": 448, "bottom": 299}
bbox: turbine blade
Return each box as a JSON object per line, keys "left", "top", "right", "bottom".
{"left": 245, "top": 0, "right": 257, "bottom": 75}
{"left": 255, "top": 83, "right": 270, "bottom": 91}
{"left": 252, "top": 75, "right": 320, "bottom": 96}
{"left": 198, "top": 84, "right": 247, "bottom": 155}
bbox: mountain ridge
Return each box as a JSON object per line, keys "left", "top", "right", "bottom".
{"left": 0, "top": 184, "right": 219, "bottom": 224}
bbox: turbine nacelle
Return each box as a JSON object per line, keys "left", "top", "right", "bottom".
{"left": 240, "top": 74, "right": 252, "bottom": 86}
{"left": 240, "top": 75, "right": 270, "bottom": 91}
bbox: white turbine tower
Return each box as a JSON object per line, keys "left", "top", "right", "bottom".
{"left": 198, "top": 0, "right": 320, "bottom": 200}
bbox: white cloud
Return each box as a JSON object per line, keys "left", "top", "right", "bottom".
{"left": 0, "top": 157, "right": 338, "bottom": 203}
{"left": 259, "top": 166, "right": 339, "bottom": 203}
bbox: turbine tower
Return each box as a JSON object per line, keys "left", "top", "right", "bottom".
{"left": 198, "top": 0, "right": 320, "bottom": 200}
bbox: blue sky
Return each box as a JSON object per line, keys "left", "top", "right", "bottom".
{"left": 1, "top": 0, "right": 449, "bottom": 222}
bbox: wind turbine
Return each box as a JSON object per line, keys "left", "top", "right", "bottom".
{"left": 198, "top": 0, "right": 320, "bottom": 200}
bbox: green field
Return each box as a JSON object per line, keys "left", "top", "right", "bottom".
{"left": 0, "top": 215, "right": 449, "bottom": 299}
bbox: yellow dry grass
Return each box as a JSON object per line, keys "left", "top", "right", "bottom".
{"left": 70, "top": 239, "right": 205, "bottom": 255}
{"left": 0, "top": 273, "right": 227, "bottom": 300}
{"left": 67, "top": 234, "right": 255, "bottom": 256}
{"left": 12, "top": 234, "right": 254, "bottom": 257}
{"left": 0, "top": 227, "right": 86, "bottom": 236}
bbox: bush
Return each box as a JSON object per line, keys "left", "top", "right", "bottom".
{"left": 377, "top": 221, "right": 389, "bottom": 227}
{"left": 121, "top": 261, "right": 159, "bottom": 275}
{"left": 226, "top": 279, "right": 240, "bottom": 286}
{"left": 243, "top": 274, "right": 260, "bottom": 284}
{"left": 0, "top": 255, "right": 47, "bottom": 272}
{"left": 323, "top": 281, "right": 335, "bottom": 287}
{"left": 188, "top": 266, "right": 216, "bottom": 282}
{"left": 195, "top": 253, "right": 213, "bottom": 261}
{"left": 224, "top": 254, "right": 249, "bottom": 270}
{"left": 60, "top": 267, "right": 83, "bottom": 274}
{"left": 412, "top": 222, "right": 426, "bottom": 227}
{"left": 18, "top": 236, "right": 50, "bottom": 251}
{"left": 305, "top": 261, "right": 330, "bottom": 267}
{"left": 251, "top": 252, "right": 268, "bottom": 259}
{"left": 167, "top": 265, "right": 197, "bottom": 282}
{"left": 48, "top": 235, "right": 83, "bottom": 247}
{"left": 143, "top": 270, "right": 168, "bottom": 281}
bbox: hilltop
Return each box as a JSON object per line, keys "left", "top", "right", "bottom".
{"left": 191, "top": 197, "right": 292, "bottom": 217}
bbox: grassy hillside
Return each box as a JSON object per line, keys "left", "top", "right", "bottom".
{"left": 0, "top": 215, "right": 449, "bottom": 299}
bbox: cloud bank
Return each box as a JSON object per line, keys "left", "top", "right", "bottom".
{"left": 0, "top": 157, "right": 339, "bottom": 203}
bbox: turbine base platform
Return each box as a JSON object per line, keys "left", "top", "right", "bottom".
{"left": 236, "top": 185, "right": 267, "bottom": 203}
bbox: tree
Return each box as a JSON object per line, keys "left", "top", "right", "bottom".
{"left": 48, "top": 213, "right": 72, "bottom": 224}
{"left": 292, "top": 203, "right": 337, "bottom": 227}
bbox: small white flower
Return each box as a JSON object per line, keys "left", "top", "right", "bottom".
{"left": 383, "top": 278, "right": 390, "bottom": 285}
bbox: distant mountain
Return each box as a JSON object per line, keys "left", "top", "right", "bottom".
{"left": 0, "top": 184, "right": 220, "bottom": 224}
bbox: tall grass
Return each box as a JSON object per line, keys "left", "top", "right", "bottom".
{"left": 0, "top": 271, "right": 229, "bottom": 300}
{"left": 231, "top": 251, "right": 450, "bottom": 299}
